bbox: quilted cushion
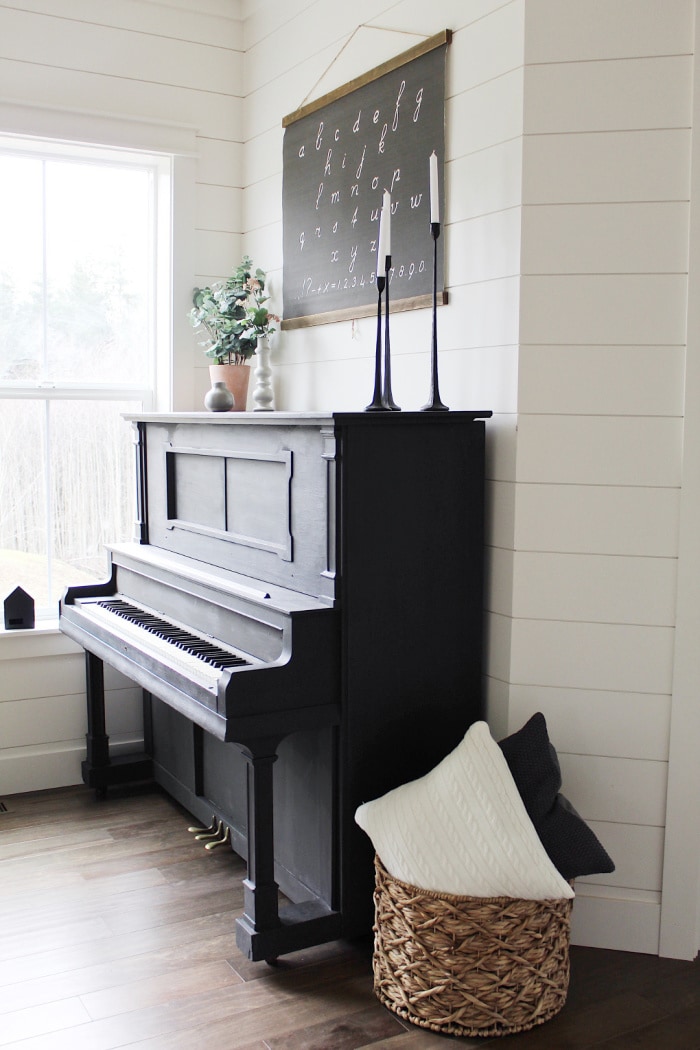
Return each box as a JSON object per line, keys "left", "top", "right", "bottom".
{"left": 499, "top": 712, "right": 615, "bottom": 880}
{"left": 354, "top": 720, "right": 574, "bottom": 900}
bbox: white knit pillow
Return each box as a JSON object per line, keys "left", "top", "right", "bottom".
{"left": 355, "top": 720, "right": 574, "bottom": 900}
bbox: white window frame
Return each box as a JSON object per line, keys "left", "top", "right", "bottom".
{"left": 0, "top": 133, "right": 172, "bottom": 412}
{"left": 0, "top": 107, "right": 197, "bottom": 630}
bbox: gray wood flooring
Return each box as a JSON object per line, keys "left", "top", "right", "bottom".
{"left": 0, "top": 784, "right": 698, "bottom": 1049}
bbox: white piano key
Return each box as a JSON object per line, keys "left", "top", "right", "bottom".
{"left": 74, "top": 597, "right": 260, "bottom": 693}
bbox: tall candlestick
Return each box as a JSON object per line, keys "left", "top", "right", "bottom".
{"left": 429, "top": 151, "right": 439, "bottom": 223}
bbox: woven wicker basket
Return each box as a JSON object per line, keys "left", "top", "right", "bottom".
{"left": 372, "top": 855, "right": 573, "bottom": 1039}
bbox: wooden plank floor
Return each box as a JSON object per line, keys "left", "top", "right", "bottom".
{"left": 0, "top": 784, "right": 698, "bottom": 1049}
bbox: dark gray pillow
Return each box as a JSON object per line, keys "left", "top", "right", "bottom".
{"left": 499, "top": 712, "right": 615, "bottom": 881}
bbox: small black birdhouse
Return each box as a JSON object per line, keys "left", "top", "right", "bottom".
{"left": 4, "top": 586, "right": 35, "bottom": 630}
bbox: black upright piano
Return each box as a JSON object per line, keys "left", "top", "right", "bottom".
{"left": 60, "top": 410, "right": 489, "bottom": 961}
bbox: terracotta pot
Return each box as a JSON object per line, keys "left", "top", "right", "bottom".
{"left": 208, "top": 362, "right": 251, "bottom": 412}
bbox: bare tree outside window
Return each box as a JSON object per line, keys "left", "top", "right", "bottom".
{"left": 0, "top": 141, "right": 165, "bottom": 615}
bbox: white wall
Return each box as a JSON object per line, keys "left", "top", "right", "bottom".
{"left": 1, "top": 0, "right": 698, "bottom": 958}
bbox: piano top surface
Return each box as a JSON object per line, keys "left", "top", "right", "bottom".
{"left": 123, "top": 410, "right": 493, "bottom": 426}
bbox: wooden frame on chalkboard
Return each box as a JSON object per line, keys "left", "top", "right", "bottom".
{"left": 281, "top": 30, "right": 451, "bottom": 331}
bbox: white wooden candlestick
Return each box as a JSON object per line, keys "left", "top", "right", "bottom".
{"left": 252, "top": 335, "right": 274, "bottom": 411}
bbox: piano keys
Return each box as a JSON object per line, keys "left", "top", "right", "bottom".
{"left": 60, "top": 410, "right": 489, "bottom": 961}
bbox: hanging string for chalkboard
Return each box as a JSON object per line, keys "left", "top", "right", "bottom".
{"left": 298, "top": 25, "right": 430, "bottom": 110}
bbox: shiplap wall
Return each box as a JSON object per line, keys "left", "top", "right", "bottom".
{"left": 513, "top": 0, "right": 693, "bottom": 955}
{"left": 0, "top": 0, "right": 245, "bottom": 791}
{"left": 239, "top": 0, "right": 694, "bottom": 955}
{"left": 0, "top": 630, "right": 143, "bottom": 792}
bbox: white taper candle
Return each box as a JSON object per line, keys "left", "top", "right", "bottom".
{"left": 429, "top": 151, "right": 439, "bottom": 223}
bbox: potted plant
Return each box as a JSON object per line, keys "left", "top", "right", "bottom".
{"left": 189, "top": 256, "right": 280, "bottom": 411}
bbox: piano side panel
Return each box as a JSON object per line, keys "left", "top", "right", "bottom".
{"left": 336, "top": 416, "right": 486, "bottom": 936}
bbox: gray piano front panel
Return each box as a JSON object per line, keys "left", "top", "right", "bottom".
{"left": 140, "top": 419, "right": 335, "bottom": 602}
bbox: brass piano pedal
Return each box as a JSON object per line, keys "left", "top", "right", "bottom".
{"left": 204, "top": 824, "right": 230, "bottom": 850}
{"left": 187, "top": 815, "right": 218, "bottom": 837}
{"left": 194, "top": 818, "right": 225, "bottom": 842}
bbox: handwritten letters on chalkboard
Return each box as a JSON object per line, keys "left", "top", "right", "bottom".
{"left": 282, "top": 32, "right": 450, "bottom": 329}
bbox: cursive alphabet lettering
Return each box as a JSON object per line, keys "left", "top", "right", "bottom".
{"left": 324, "top": 149, "right": 332, "bottom": 175}
{"left": 392, "top": 80, "right": 405, "bottom": 132}
{"left": 316, "top": 121, "right": 324, "bottom": 148}
{"left": 413, "top": 87, "right": 423, "bottom": 122}
{"left": 356, "top": 145, "right": 366, "bottom": 179}
{"left": 315, "top": 183, "right": 323, "bottom": 209}
{"left": 349, "top": 243, "right": 358, "bottom": 273}
{"left": 378, "top": 122, "right": 388, "bottom": 154}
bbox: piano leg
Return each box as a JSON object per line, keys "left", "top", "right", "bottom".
{"left": 80, "top": 651, "right": 153, "bottom": 794}
{"left": 235, "top": 738, "right": 342, "bottom": 962}
{"left": 84, "top": 651, "right": 109, "bottom": 774}
{"left": 236, "top": 740, "right": 281, "bottom": 960}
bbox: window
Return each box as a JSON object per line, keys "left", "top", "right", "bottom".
{"left": 0, "top": 136, "right": 171, "bottom": 618}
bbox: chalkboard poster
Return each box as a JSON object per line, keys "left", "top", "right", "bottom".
{"left": 281, "top": 31, "right": 450, "bottom": 330}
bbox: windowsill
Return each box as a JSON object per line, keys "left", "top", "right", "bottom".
{"left": 1, "top": 619, "right": 59, "bottom": 635}
{"left": 0, "top": 620, "right": 82, "bottom": 658}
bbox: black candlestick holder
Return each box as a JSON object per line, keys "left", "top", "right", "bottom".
{"left": 365, "top": 275, "right": 387, "bottom": 411}
{"left": 365, "top": 258, "right": 400, "bottom": 412}
{"left": 383, "top": 255, "right": 400, "bottom": 410}
{"left": 421, "top": 221, "right": 449, "bottom": 412}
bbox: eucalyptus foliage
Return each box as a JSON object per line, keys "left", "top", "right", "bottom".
{"left": 189, "top": 256, "right": 279, "bottom": 365}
